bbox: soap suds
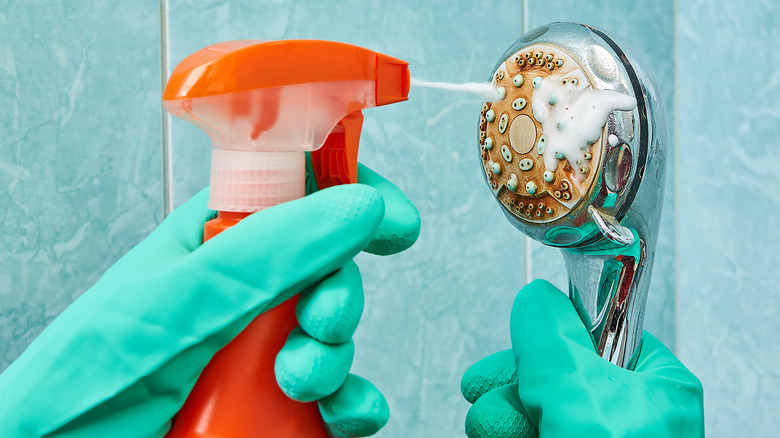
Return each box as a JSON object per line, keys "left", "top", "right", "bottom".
{"left": 531, "top": 69, "right": 636, "bottom": 181}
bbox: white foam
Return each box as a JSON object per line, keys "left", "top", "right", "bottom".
{"left": 530, "top": 69, "right": 636, "bottom": 182}
{"left": 410, "top": 78, "right": 502, "bottom": 102}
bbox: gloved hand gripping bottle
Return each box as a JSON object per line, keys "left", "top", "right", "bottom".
{"left": 162, "top": 40, "right": 409, "bottom": 438}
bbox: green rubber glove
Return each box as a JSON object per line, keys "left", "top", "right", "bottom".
{"left": 276, "top": 163, "right": 421, "bottom": 437}
{"left": 0, "top": 164, "right": 420, "bottom": 438}
{"left": 275, "top": 261, "right": 390, "bottom": 438}
{"left": 461, "top": 280, "right": 704, "bottom": 438}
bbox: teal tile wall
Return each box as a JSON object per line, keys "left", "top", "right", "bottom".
{"left": 526, "top": 0, "right": 677, "bottom": 350}
{"left": 0, "top": 1, "right": 162, "bottom": 369}
{"left": 677, "top": 0, "right": 780, "bottom": 435}
{"left": 2, "top": 0, "right": 779, "bottom": 436}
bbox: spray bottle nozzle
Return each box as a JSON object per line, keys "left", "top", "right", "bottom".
{"left": 163, "top": 39, "right": 410, "bottom": 209}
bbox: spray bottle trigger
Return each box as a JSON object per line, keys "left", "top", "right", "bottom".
{"left": 310, "top": 110, "right": 364, "bottom": 190}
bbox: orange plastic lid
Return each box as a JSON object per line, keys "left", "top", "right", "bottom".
{"left": 164, "top": 40, "right": 409, "bottom": 106}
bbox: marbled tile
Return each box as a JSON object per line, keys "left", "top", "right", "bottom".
{"left": 527, "top": 0, "right": 677, "bottom": 350}
{"left": 677, "top": 0, "right": 780, "bottom": 435}
{"left": 168, "top": 1, "right": 525, "bottom": 436}
{"left": 0, "top": 1, "right": 162, "bottom": 370}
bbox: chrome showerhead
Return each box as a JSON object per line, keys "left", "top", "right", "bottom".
{"left": 478, "top": 22, "right": 667, "bottom": 368}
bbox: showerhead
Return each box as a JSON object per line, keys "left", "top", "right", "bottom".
{"left": 478, "top": 22, "right": 667, "bottom": 368}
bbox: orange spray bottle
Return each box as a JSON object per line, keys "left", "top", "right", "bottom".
{"left": 161, "top": 40, "right": 409, "bottom": 438}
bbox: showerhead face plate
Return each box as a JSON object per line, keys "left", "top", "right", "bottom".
{"left": 478, "top": 23, "right": 665, "bottom": 248}
{"left": 479, "top": 45, "right": 605, "bottom": 223}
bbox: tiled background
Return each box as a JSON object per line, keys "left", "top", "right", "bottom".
{"left": 1, "top": 0, "right": 777, "bottom": 436}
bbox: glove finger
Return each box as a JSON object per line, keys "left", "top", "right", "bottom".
{"left": 357, "top": 164, "right": 421, "bottom": 256}
{"left": 510, "top": 279, "right": 596, "bottom": 373}
{"left": 297, "top": 260, "right": 364, "bottom": 344}
{"left": 318, "top": 374, "right": 389, "bottom": 438}
{"left": 461, "top": 349, "right": 518, "bottom": 404}
{"left": 510, "top": 280, "right": 605, "bottom": 433}
{"left": 275, "top": 327, "right": 354, "bottom": 402}
{"left": 188, "top": 184, "right": 383, "bottom": 319}
{"left": 465, "top": 383, "right": 537, "bottom": 438}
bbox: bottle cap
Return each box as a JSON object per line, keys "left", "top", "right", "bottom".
{"left": 208, "top": 149, "right": 305, "bottom": 212}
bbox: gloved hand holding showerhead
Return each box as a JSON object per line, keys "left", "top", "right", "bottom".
{"left": 477, "top": 22, "right": 667, "bottom": 368}
{"left": 461, "top": 281, "right": 704, "bottom": 438}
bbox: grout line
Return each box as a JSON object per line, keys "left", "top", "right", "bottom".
{"left": 524, "top": 236, "right": 533, "bottom": 284}
{"left": 522, "top": 0, "right": 528, "bottom": 34}
{"left": 672, "top": 0, "right": 681, "bottom": 355}
{"left": 522, "top": 0, "right": 531, "bottom": 284}
{"left": 159, "top": 0, "right": 173, "bottom": 218}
